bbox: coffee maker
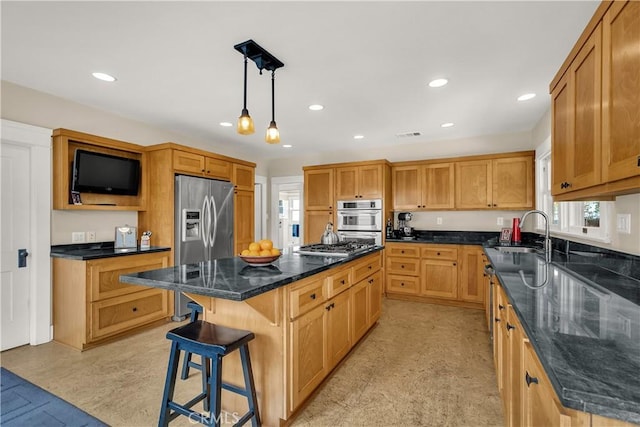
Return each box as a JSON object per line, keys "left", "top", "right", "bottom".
{"left": 397, "top": 212, "right": 414, "bottom": 238}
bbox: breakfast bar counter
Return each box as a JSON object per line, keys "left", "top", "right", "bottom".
{"left": 120, "top": 247, "right": 384, "bottom": 426}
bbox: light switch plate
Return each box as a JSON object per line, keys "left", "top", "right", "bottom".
{"left": 616, "top": 214, "right": 631, "bottom": 234}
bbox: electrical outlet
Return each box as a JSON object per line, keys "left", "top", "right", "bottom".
{"left": 616, "top": 214, "right": 631, "bottom": 234}
{"left": 72, "top": 231, "right": 85, "bottom": 243}
{"left": 497, "top": 217, "right": 504, "bottom": 226}
{"left": 436, "top": 217, "right": 443, "bottom": 225}
{"left": 86, "top": 231, "right": 96, "bottom": 242}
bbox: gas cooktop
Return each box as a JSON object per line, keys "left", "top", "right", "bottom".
{"left": 295, "top": 242, "right": 375, "bottom": 257}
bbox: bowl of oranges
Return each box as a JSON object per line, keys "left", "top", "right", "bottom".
{"left": 239, "top": 239, "right": 281, "bottom": 266}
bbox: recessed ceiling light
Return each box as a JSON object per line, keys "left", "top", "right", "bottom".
{"left": 283, "top": 144, "right": 292, "bottom": 148}
{"left": 428, "top": 78, "right": 448, "bottom": 88}
{"left": 353, "top": 135, "right": 364, "bottom": 140}
{"left": 441, "top": 122, "right": 454, "bottom": 128}
{"left": 517, "top": 93, "right": 536, "bottom": 101}
{"left": 92, "top": 72, "right": 116, "bottom": 82}
{"left": 309, "top": 104, "right": 324, "bottom": 111}
{"left": 219, "top": 122, "right": 233, "bottom": 127}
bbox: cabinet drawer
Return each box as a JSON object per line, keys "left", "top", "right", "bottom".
{"left": 352, "top": 253, "right": 381, "bottom": 283}
{"left": 386, "top": 245, "right": 420, "bottom": 258}
{"left": 326, "top": 268, "right": 351, "bottom": 297}
{"left": 289, "top": 276, "right": 326, "bottom": 320}
{"left": 205, "top": 157, "right": 231, "bottom": 180}
{"left": 90, "top": 288, "right": 169, "bottom": 341}
{"left": 387, "top": 274, "right": 419, "bottom": 294}
{"left": 173, "top": 150, "right": 205, "bottom": 174}
{"left": 88, "top": 253, "right": 169, "bottom": 301}
{"left": 421, "top": 246, "right": 458, "bottom": 260}
{"left": 386, "top": 257, "right": 420, "bottom": 276}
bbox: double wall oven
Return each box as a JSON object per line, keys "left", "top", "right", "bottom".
{"left": 336, "top": 199, "right": 382, "bottom": 245}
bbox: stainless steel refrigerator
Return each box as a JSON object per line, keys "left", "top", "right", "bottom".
{"left": 173, "top": 174, "right": 234, "bottom": 320}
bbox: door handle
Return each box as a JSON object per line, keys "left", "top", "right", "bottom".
{"left": 18, "top": 249, "right": 29, "bottom": 268}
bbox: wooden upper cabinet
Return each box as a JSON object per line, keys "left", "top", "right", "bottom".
{"left": 602, "top": 0, "right": 640, "bottom": 183}
{"left": 232, "top": 163, "right": 254, "bottom": 191}
{"left": 393, "top": 163, "right": 454, "bottom": 210}
{"left": 205, "top": 157, "right": 231, "bottom": 180}
{"left": 455, "top": 160, "right": 492, "bottom": 209}
{"left": 335, "top": 164, "right": 383, "bottom": 200}
{"left": 455, "top": 156, "right": 534, "bottom": 210}
{"left": 173, "top": 150, "right": 205, "bottom": 175}
{"left": 493, "top": 156, "right": 534, "bottom": 209}
{"left": 304, "top": 210, "right": 333, "bottom": 244}
{"left": 304, "top": 168, "right": 334, "bottom": 210}
{"left": 551, "top": 23, "right": 602, "bottom": 195}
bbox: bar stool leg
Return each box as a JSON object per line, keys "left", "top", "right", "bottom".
{"left": 159, "top": 341, "right": 181, "bottom": 427}
{"left": 239, "top": 345, "right": 261, "bottom": 427}
{"left": 207, "top": 354, "right": 223, "bottom": 427}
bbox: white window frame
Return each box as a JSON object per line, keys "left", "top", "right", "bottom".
{"left": 536, "top": 151, "right": 611, "bottom": 243}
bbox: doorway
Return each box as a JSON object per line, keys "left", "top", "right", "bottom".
{"left": 270, "top": 176, "right": 303, "bottom": 250}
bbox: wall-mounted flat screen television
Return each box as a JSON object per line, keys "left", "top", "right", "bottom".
{"left": 72, "top": 149, "right": 140, "bottom": 196}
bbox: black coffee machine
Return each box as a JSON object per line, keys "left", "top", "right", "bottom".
{"left": 397, "top": 212, "right": 414, "bottom": 238}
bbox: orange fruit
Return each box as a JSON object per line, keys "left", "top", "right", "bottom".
{"left": 259, "top": 239, "right": 273, "bottom": 250}
{"left": 249, "top": 250, "right": 260, "bottom": 256}
{"left": 259, "top": 249, "right": 272, "bottom": 256}
{"left": 248, "top": 242, "right": 260, "bottom": 252}
{"left": 240, "top": 249, "right": 250, "bottom": 256}
{"left": 270, "top": 248, "right": 281, "bottom": 256}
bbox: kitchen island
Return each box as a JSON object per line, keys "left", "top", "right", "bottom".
{"left": 484, "top": 247, "right": 640, "bottom": 425}
{"left": 120, "top": 247, "right": 384, "bottom": 426}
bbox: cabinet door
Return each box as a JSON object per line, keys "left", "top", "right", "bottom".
{"left": 367, "top": 270, "right": 382, "bottom": 325}
{"left": 455, "top": 160, "right": 492, "bottom": 209}
{"left": 358, "top": 164, "right": 383, "bottom": 199}
{"left": 507, "top": 307, "right": 526, "bottom": 427}
{"left": 173, "top": 150, "right": 205, "bottom": 175}
{"left": 234, "top": 189, "right": 254, "bottom": 254}
{"left": 602, "top": 1, "right": 640, "bottom": 182}
{"left": 304, "top": 210, "right": 333, "bottom": 244}
{"left": 492, "top": 156, "right": 534, "bottom": 209}
{"left": 459, "top": 246, "right": 484, "bottom": 303}
{"left": 420, "top": 259, "right": 458, "bottom": 299}
{"left": 326, "top": 291, "right": 351, "bottom": 370}
{"left": 493, "top": 283, "right": 507, "bottom": 390}
{"left": 551, "top": 73, "right": 573, "bottom": 195}
{"left": 335, "top": 167, "right": 358, "bottom": 200}
{"left": 232, "top": 163, "right": 255, "bottom": 191}
{"left": 205, "top": 157, "right": 231, "bottom": 180}
{"left": 304, "top": 168, "right": 334, "bottom": 210}
{"left": 350, "top": 280, "right": 368, "bottom": 344}
{"left": 385, "top": 243, "right": 420, "bottom": 258}
{"left": 392, "top": 166, "right": 421, "bottom": 210}
{"left": 290, "top": 304, "right": 326, "bottom": 410}
{"left": 386, "top": 274, "right": 419, "bottom": 295}
{"left": 422, "top": 163, "right": 454, "bottom": 209}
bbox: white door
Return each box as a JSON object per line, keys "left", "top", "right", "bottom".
{"left": 0, "top": 143, "right": 31, "bottom": 350}
{"left": 0, "top": 119, "right": 51, "bottom": 350}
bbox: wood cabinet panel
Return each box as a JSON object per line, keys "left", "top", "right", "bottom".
{"left": 421, "top": 246, "right": 458, "bottom": 261}
{"left": 459, "top": 246, "right": 485, "bottom": 304}
{"left": 420, "top": 259, "right": 458, "bottom": 299}
{"left": 358, "top": 164, "right": 383, "bottom": 199}
{"left": 492, "top": 156, "right": 534, "bottom": 209}
{"left": 386, "top": 257, "right": 420, "bottom": 276}
{"left": 205, "top": 157, "right": 231, "bottom": 180}
{"left": 392, "top": 166, "right": 420, "bottom": 210}
{"left": 289, "top": 276, "right": 326, "bottom": 320}
{"left": 386, "top": 244, "right": 420, "bottom": 258}
{"left": 326, "top": 267, "right": 351, "bottom": 298}
{"left": 352, "top": 253, "right": 381, "bottom": 283}
{"left": 455, "top": 160, "right": 492, "bottom": 209}
{"left": 326, "top": 290, "right": 351, "bottom": 370}
{"left": 232, "top": 163, "right": 255, "bottom": 191}
{"left": 350, "top": 280, "right": 368, "bottom": 344}
{"left": 335, "top": 167, "right": 357, "bottom": 200}
{"left": 234, "top": 189, "right": 254, "bottom": 254}
{"left": 552, "top": 74, "right": 572, "bottom": 195}
{"left": 367, "top": 270, "right": 383, "bottom": 324}
{"left": 422, "top": 163, "right": 455, "bottom": 209}
{"left": 173, "top": 150, "right": 205, "bottom": 174}
{"left": 386, "top": 274, "right": 419, "bottom": 294}
{"left": 304, "top": 168, "right": 334, "bottom": 210}
{"left": 304, "top": 210, "right": 333, "bottom": 245}
{"left": 602, "top": 0, "right": 640, "bottom": 183}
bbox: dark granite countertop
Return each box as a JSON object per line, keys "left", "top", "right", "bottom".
{"left": 386, "top": 230, "right": 501, "bottom": 246}
{"left": 51, "top": 242, "right": 171, "bottom": 260}
{"left": 484, "top": 247, "right": 640, "bottom": 424}
{"left": 119, "top": 246, "right": 384, "bottom": 301}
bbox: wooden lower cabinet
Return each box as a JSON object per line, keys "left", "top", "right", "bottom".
{"left": 53, "top": 251, "right": 171, "bottom": 350}
{"left": 386, "top": 243, "right": 485, "bottom": 309}
{"left": 326, "top": 290, "right": 351, "bottom": 370}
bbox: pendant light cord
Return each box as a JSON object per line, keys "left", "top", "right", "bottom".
{"left": 271, "top": 70, "right": 276, "bottom": 122}
{"left": 243, "top": 55, "right": 248, "bottom": 111}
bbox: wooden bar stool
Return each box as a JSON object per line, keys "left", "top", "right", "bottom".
{"left": 159, "top": 320, "right": 261, "bottom": 427}
{"left": 181, "top": 301, "right": 203, "bottom": 380}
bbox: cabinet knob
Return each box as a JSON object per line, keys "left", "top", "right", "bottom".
{"left": 401, "top": 265, "right": 405, "bottom": 269}
{"left": 368, "top": 265, "right": 372, "bottom": 269}
{"left": 310, "top": 293, "right": 316, "bottom": 300}
{"left": 340, "top": 279, "right": 345, "bottom": 285}
{"left": 132, "top": 307, "right": 138, "bottom": 312}
{"left": 494, "top": 317, "right": 501, "bottom": 323}
{"left": 401, "top": 250, "right": 405, "bottom": 254}
{"left": 329, "top": 206, "right": 332, "bottom": 209}
{"left": 400, "top": 282, "right": 405, "bottom": 287}
{"left": 369, "top": 279, "right": 374, "bottom": 284}
{"left": 201, "top": 169, "right": 205, "bottom": 172}
{"left": 525, "top": 371, "right": 539, "bottom": 387}
{"left": 453, "top": 262, "right": 456, "bottom": 266}
{"left": 506, "top": 323, "right": 515, "bottom": 331}
{"left": 493, "top": 204, "right": 497, "bottom": 207}
{"left": 498, "top": 304, "right": 505, "bottom": 310}
{"left": 487, "top": 204, "right": 491, "bottom": 207}
{"left": 437, "top": 252, "right": 441, "bottom": 256}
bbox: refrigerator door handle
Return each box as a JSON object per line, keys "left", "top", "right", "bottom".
{"left": 202, "top": 195, "right": 210, "bottom": 248}
{"left": 210, "top": 195, "right": 218, "bottom": 249}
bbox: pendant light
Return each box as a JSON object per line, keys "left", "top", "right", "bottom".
{"left": 234, "top": 39, "right": 284, "bottom": 143}
{"left": 237, "top": 54, "right": 255, "bottom": 135}
{"left": 265, "top": 70, "right": 280, "bottom": 144}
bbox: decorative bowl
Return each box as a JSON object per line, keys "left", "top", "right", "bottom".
{"left": 238, "top": 253, "right": 281, "bottom": 267}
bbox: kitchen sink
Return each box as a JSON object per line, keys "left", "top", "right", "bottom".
{"left": 494, "top": 246, "right": 538, "bottom": 253}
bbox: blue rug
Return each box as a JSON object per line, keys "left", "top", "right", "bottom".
{"left": 1, "top": 367, "right": 108, "bottom": 426}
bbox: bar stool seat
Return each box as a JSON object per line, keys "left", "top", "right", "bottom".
{"left": 159, "top": 320, "right": 261, "bottom": 427}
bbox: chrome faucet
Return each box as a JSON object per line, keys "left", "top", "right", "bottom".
{"left": 519, "top": 209, "right": 552, "bottom": 263}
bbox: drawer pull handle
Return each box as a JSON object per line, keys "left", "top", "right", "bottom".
{"left": 453, "top": 262, "right": 456, "bottom": 266}
{"left": 494, "top": 317, "right": 501, "bottom": 323}
{"left": 340, "top": 279, "right": 345, "bottom": 285}
{"left": 437, "top": 252, "right": 441, "bottom": 256}
{"left": 525, "top": 372, "right": 538, "bottom": 387}
{"left": 400, "top": 283, "right": 405, "bottom": 287}
{"left": 369, "top": 279, "right": 374, "bottom": 284}
{"left": 132, "top": 307, "right": 138, "bottom": 312}
{"left": 498, "top": 304, "right": 505, "bottom": 310}
{"left": 310, "top": 293, "right": 316, "bottom": 300}
{"left": 401, "top": 250, "right": 405, "bottom": 254}
{"left": 368, "top": 265, "right": 372, "bottom": 269}
{"left": 506, "top": 323, "right": 515, "bottom": 331}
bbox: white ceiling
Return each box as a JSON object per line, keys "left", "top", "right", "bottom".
{"left": 1, "top": 1, "right": 599, "bottom": 160}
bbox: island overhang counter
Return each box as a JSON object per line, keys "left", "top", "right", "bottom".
{"left": 120, "top": 247, "right": 384, "bottom": 426}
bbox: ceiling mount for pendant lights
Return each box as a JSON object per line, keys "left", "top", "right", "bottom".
{"left": 234, "top": 39, "right": 285, "bottom": 143}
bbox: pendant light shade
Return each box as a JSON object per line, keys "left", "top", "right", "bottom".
{"left": 234, "top": 39, "right": 284, "bottom": 144}
{"left": 265, "top": 71, "right": 280, "bottom": 144}
{"left": 237, "top": 55, "right": 255, "bottom": 135}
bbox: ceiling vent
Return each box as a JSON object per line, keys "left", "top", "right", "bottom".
{"left": 395, "top": 131, "right": 422, "bottom": 138}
